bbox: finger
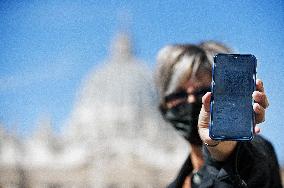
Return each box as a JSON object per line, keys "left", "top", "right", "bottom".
{"left": 256, "top": 79, "right": 264, "bottom": 92}
{"left": 252, "top": 91, "right": 269, "bottom": 109}
{"left": 202, "top": 92, "right": 211, "bottom": 112}
{"left": 254, "top": 125, "right": 261, "bottom": 134}
{"left": 198, "top": 92, "right": 211, "bottom": 129}
{"left": 254, "top": 103, "right": 265, "bottom": 123}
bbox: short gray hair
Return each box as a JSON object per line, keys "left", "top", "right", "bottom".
{"left": 155, "top": 41, "right": 232, "bottom": 108}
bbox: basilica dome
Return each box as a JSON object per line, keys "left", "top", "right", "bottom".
{"left": 63, "top": 32, "right": 188, "bottom": 187}
{"left": 66, "top": 33, "right": 182, "bottom": 143}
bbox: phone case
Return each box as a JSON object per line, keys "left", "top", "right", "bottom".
{"left": 209, "top": 54, "right": 257, "bottom": 141}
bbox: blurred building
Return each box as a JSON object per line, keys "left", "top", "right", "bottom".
{"left": 0, "top": 32, "right": 188, "bottom": 188}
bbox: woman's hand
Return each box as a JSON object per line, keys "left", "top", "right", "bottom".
{"left": 253, "top": 79, "right": 269, "bottom": 133}
{"left": 197, "top": 79, "right": 269, "bottom": 161}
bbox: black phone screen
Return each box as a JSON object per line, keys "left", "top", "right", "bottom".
{"left": 209, "top": 54, "right": 256, "bottom": 140}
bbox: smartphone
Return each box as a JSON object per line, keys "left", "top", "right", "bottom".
{"left": 209, "top": 54, "right": 257, "bottom": 141}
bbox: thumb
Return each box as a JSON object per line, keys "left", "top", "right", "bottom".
{"left": 198, "top": 92, "right": 211, "bottom": 129}
{"left": 202, "top": 92, "right": 211, "bottom": 112}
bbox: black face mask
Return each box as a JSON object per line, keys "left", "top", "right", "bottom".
{"left": 161, "top": 101, "right": 203, "bottom": 145}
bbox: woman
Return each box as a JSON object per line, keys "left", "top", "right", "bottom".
{"left": 155, "top": 42, "right": 282, "bottom": 188}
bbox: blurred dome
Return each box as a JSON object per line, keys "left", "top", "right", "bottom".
{"left": 63, "top": 32, "right": 187, "bottom": 186}
{"left": 66, "top": 32, "right": 168, "bottom": 142}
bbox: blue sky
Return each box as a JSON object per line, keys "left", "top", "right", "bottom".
{"left": 0, "top": 1, "right": 284, "bottom": 164}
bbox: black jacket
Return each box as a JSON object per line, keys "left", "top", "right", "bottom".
{"left": 168, "top": 135, "right": 282, "bottom": 188}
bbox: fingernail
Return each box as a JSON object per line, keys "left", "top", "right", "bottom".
{"left": 258, "top": 80, "right": 263, "bottom": 87}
